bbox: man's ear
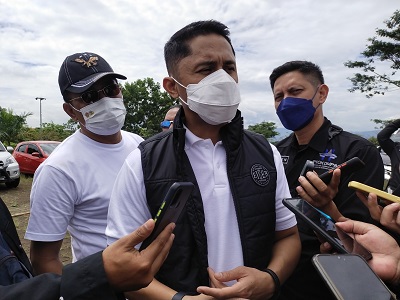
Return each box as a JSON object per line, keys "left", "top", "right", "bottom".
{"left": 318, "top": 84, "right": 329, "bottom": 104}
{"left": 163, "top": 77, "right": 179, "bottom": 98}
{"left": 63, "top": 102, "right": 78, "bottom": 120}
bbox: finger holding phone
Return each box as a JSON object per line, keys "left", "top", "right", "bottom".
{"left": 353, "top": 185, "right": 400, "bottom": 234}
{"left": 296, "top": 168, "right": 342, "bottom": 221}
{"left": 380, "top": 202, "right": 400, "bottom": 234}
{"left": 335, "top": 219, "right": 400, "bottom": 285}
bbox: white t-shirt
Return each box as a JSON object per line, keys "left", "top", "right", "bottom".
{"left": 106, "top": 128, "right": 296, "bottom": 275}
{"left": 25, "top": 130, "right": 143, "bottom": 262}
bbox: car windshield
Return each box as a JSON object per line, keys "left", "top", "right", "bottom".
{"left": 0, "top": 142, "right": 6, "bottom": 152}
{"left": 39, "top": 143, "right": 60, "bottom": 155}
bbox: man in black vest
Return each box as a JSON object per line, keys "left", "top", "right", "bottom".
{"left": 106, "top": 20, "right": 300, "bottom": 300}
{"left": 0, "top": 197, "right": 174, "bottom": 300}
{"left": 270, "top": 60, "right": 384, "bottom": 300}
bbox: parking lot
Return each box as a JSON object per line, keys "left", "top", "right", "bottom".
{"left": 0, "top": 176, "right": 72, "bottom": 265}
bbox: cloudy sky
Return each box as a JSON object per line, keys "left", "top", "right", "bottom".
{"left": 1, "top": 0, "right": 398, "bottom": 135}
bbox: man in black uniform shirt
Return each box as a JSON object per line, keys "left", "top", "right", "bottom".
{"left": 269, "top": 60, "right": 384, "bottom": 300}
{"left": 378, "top": 119, "right": 400, "bottom": 194}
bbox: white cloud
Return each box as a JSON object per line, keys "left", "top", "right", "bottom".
{"left": 0, "top": 0, "right": 398, "bottom": 132}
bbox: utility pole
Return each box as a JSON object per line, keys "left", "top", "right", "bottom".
{"left": 35, "top": 97, "right": 46, "bottom": 129}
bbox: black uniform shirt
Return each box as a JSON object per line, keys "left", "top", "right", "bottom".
{"left": 377, "top": 119, "right": 400, "bottom": 192}
{"left": 277, "top": 117, "right": 384, "bottom": 300}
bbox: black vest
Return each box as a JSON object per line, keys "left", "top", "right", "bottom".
{"left": 139, "top": 109, "right": 278, "bottom": 293}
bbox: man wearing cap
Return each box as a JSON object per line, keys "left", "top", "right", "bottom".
{"left": 25, "top": 52, "right": 143, "bottom": 275}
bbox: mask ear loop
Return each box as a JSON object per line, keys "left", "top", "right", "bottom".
{"left": 170, "top": 77, "right": 189, "bottom": 106}
{"left": 311, "top": 85, "right": 322, "bottom": 110}
{"left": 171, "top": 77, "right": 187, "bottom": 89}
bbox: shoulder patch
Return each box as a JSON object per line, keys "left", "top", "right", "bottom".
{"left": 251, "top": 164, "right": 270, "bottom": 187}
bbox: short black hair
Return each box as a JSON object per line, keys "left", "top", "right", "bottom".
{"left": 164, "top": 20, "right": 235, "bottom": 77}
{"left": 269, "top": 60, "right": 324, "bottom": 89}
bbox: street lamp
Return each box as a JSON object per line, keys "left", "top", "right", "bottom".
{"left": 35, "top": 97, "right": 46, "bottom": 129}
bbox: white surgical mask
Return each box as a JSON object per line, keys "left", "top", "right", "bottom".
{"left": 173, "top": 69, "right": 241, "bottom": 125}
{"left": 70, "top": 97, "right": 126, "bottom": 135}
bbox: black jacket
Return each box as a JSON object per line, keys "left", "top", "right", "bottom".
{"left": 277, "top": 118, "right": 384, "bottom": 300}
{"left": 139, "top": 109, "right": 278, "bottom": 293}
{"left": 0, "top": 197, "right": 121, "bottom": 300}
{"left": 377, "top": 119, "right": 400, "bottom": 192}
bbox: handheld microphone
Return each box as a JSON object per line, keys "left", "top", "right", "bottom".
{"left": 319, "top": 157, "right": 365, "bottom": 184}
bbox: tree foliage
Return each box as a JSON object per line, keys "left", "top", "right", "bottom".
{"left": 0, "top": 107, "right": 32, "bottom": 145}
{"left": 122, "top": 78, "right": 177, "bottom": 138}
{"left": 368, "top": 136, "right": 379, "bottom": 147}
{"left": 344, "top": 10, "right": 400, "bottom": 98}
{"left": 19, "top": 121, "right": 76, "bottom": 141}
{"left": 247, "top": 121, "right": 279, "bottom": 141}
{"left": 371, "top": 118, "right": 397, "bottom": 129}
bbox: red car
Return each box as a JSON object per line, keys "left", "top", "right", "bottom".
{"left": 13, "top": 141, "right": 61, "bottom": 175}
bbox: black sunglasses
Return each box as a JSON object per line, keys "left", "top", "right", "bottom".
{"left": 68, "top": 83, "right": 121, "bottom": 104}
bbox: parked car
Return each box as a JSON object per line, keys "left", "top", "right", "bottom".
{"left": 0, "top": 141, "right": 20, "bottom": 188}
{"left": 13, "top": 141, "right": 61, "bottom": 175}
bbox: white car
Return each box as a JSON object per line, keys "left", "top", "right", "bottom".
{"left": 0, "top": 141, "right": 20, "bottom": 188}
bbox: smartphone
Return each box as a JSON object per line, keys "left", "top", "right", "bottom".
{"left": 283, "top": 198, "right": 372, "bottom": 260}
{"left": 348, "top": 181, "right": 400, "bottom": 203}
{"left": 312, "top": 254, "right": 396, "bottom": 300}
{"left": 139, "top": 182, "right": 194, "bottom": 250}
{"left": 318, "top": 157, "right": 365, "bottom": 184}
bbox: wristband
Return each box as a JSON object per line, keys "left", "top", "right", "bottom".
{"left": 264, "top": 268, "right": 280, "bottom": 300}
{"left": 172, "top": 292, "right": 186, "bottom": 300}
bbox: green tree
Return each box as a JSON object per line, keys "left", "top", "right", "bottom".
{"left": 122, "top": 78, "right": 177, "bottom": 138}
{"left": 19, "top": 122, "right": 75, "bottom": 141}
{"left": 371, "top": 118, "right": 396, "bottom": 129}
{"left": 247, "top": 121, "right": 279, "bottom": 141}
{"left": 368, "top": 136, "right": 379, "bottom": 147}
{"left": 344, "top": 10, "right": 400, "bottom": 98}
{"left": 0, "top": 107, "right": 32, "bottom": 145}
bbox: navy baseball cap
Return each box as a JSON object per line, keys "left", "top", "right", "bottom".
{"left": 58, "top": 52, "right": 126, "bottom": 98}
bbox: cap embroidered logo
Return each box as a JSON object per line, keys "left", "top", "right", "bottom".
{"left": 73, "top": 56, "right": 98, "bottom": 68}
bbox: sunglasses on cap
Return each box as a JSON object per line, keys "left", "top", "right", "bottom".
{"left": 67, "top": 83, "right": 121, "bottom": 104}
{"left": 160, "top": 120, "right": 173, "bottom": 129}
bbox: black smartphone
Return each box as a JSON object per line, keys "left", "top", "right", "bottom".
{"left": 312, "top": 254, "right": 395, "bottom": 300}
{"left": 282, "top": 198, "right": 372, "bottom": 260}
{"left": 139, "top": 182, "right": 194, "bottom": 250}
{"left": 318, "top": 157, "right": 365, "bottom": 184}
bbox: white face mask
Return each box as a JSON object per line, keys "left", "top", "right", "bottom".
{"left": 70, "top": 97, "right": 126, "bottom": 135}
{"left": 173, "top": 69, "right": 241, "bottom": 125}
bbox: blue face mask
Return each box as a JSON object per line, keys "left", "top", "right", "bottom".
{"left": 276, "top": 87, "right": 320, "bottom": 131}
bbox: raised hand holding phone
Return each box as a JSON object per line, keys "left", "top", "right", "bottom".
{"left": 348, "top": 181, "right": 400, "bottom": 204}
{"left": 350, "top": 181, "right": 400, "bottom": 234}
{"left": 283, "top": 198, "right": 372, "bottom": 260}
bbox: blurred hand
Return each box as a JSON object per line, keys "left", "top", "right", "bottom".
{"left": 335, "top": 219, "right": 400, "bottom": 284}
{"left": 296, "top": 169, "right": 342, "bottom": 220}
{"left": 197, "top": 266, "right": 272, "bottom": 300}
{"left": 102, "top": 219, "right": 175, "bottom": 291}
{"left": 357, "top": 191, "right": 400, "bottom": 234}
